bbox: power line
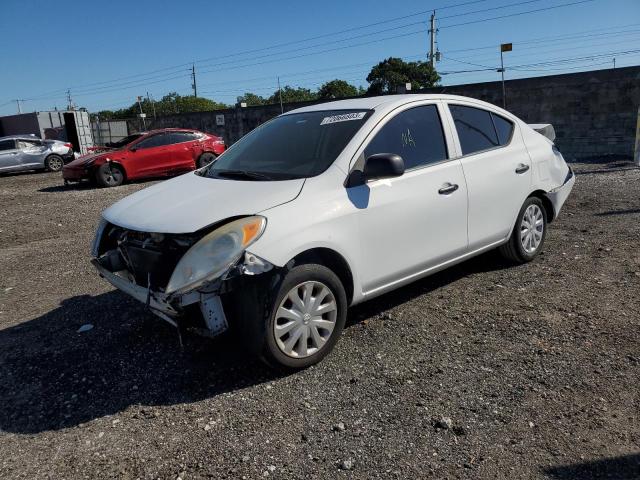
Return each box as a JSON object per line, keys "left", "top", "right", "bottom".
{"left": 440, "top": 0, "right": 596, "bottom": 28}
{"left": 5, "top": 0, "right": 597, "bottom": 104}
{"left": 441, "top": 34, "right": 640, "bottom": 64}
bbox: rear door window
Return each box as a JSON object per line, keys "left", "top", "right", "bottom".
{"left": 17, "top": 139, "right": 40, "bottom": 149}
{"left": 449, "top": 105, "right": 499, "bottom": 155}
{"left": 169, "top": 132, "right": 198, "bottom": 144}
{"left": 492, "top": 113, "right": 514, "bottom": 145}
{"left": 364, "top": 105, "right": 448, "bottom": 170}
{"left": 136, "top": 133, "right": 171, "bottom": 149}
{"left": 0, "top": 140, "right": 16, "bottom": 151}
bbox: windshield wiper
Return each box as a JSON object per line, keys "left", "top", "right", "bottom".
{"left": 212, "top": 169, "right": 273, "bottom": 181}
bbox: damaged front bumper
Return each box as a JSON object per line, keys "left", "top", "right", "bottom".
{"left": 91, "top": 251, "right": 273, "bottom": 336}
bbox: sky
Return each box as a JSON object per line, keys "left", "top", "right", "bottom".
{"left": 0, "top": 0, "right": 639, "bottom": 115}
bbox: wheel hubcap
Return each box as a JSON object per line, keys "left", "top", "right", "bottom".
{"left": 274, "top": 281, "right": 337, "bottom": 358}
{"left": 49, "top": 158, "right": 62, "bottom": 170}
{"left": 520, "top": 204, "right": 544, "bottom": 253}
{"left": 105, "top": 169, "right": 121, "bottom": 185}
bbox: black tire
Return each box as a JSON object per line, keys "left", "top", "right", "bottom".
{"left": 197, "top": 152, "right": 217, "bottom": 169}
{"left": 45, "top": 154, "right": 64, "bottom": 172}
{"left": 95, "top": 163, "right": 125, "bottom": 188}
{"left": 499, "top": 196, "right": 548, "bottom": 263}
{"left": 235, "top": 264, "right": 347, "bottom": 370}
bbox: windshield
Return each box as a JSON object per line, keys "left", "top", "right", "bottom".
{"left": 206, "top": 109, "right": 372, "bottom": 180}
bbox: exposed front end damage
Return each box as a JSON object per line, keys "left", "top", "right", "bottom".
{"left": 91, "top": 219, "right": 277, "bottom": 339}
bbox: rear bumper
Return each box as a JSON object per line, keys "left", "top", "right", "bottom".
{"left": 548, "top": 166, "right": 575, "bottom": 217}
{"left": 62, "top": 149, "right": 75, "bottom": 163}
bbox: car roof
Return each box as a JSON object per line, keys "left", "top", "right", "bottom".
{"left": 284, "top": 94, "right": 507, "bottom": 116}
{"left": 143, "top": 128, "right": 202, "bottom": 135}
{"left": 0, "top": 134, "right": 41, "bottom": 141}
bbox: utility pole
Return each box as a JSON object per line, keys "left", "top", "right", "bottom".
{"left": 14, "top": 99, "right": 23, "bottom": 114}
{"left": 66, "top": 89, "right": 75, "bottom": 111}
{"left": 428, "top": 11, "right": 436, "bottom": 68}
{"left": 499, "top": 43, "right": 512, "bottom": 109}
{"left": 277, "top": 76, "right": 284, "bottom": 114}
{"left": 191, "top": 63, "right": 198, "bottom": 98}
{"left": 137, "top": 96, "right": 147, "bottom": 131}
{"left": 147, "top": 91, "right": 156, "bottom": 120}
{"left": 613, "top": 57, "right": 616, "bottom": 69}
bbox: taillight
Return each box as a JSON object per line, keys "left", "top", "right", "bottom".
{"left": 64, "top": 142, "right": 73, "bottom": 148}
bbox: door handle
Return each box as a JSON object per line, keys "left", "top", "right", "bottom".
{"left": 438, "top": 183, "right": 459, "bottom": 195}
{"left": 515, "top": 164, "right": 530, "bottom": 174}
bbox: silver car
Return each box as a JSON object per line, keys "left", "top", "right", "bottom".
{"left": 0, "top": 135, "right": 75, "bottom": 173}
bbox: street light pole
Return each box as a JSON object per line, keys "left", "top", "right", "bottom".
{"left": 499, "top": 43, "right": 512, "bottom": 109}
{"left": 277, "top": 76, "right": 284, "bottom": 114}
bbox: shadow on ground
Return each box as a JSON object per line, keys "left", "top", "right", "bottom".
{"left": 543, "top": 453, "right": 640, "bottom": 480}
{"left": 595, "top": 208, "right": 640, "bottom": 217}
{"left": 0, "top": 250, "right": 513, "bottom": 434}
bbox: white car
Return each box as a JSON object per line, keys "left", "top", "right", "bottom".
{"left": 91, "top": 94, "right": 575, "bottom": 368}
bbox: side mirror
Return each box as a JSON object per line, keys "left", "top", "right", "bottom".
{"left": 363, "top": 153, "right": 404, "bottom": 180}
{"left": 129, "top": 146, "right": 137, "bottom": 152}
{"left": 345, "top": 153, "right": 404, "bottom": 187}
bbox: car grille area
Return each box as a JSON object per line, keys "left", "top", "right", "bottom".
{"left": 97, "top": 224, "right": 201, "bottom": 291}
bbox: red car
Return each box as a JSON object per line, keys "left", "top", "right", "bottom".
{"left": 63, "top": 128, "right": 225, "bottom": 187}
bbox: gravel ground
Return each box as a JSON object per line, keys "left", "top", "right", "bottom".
{"left": 0, "top": 160, "right": 639, "bottom": 479}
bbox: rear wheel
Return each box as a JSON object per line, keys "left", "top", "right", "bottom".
{"left": 197, "top": 152, "right": 217, "bottom": 169}
{"left": 499, "top": 196, "right": 547, "bottom": 263}
{"left": 45, "top": 154, "right": 64, "bottom": 172}
{"left": 236, "top": 264, "right": 347, "bottom": 369}
{"left": 95, "top": 163, "right": 124, "bottom": 188}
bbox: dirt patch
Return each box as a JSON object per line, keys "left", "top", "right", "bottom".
{"left": 0, "top": 164, "right": 638, "bottom": 479}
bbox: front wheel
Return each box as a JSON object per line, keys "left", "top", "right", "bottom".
{"left": 95, "top": 163, "right": 124, "bottom": 188}
{"left": 499, "top": 196, "right": 547, "bottom": 263}
{"left": 238, "top": 264, "right": 348, "bottom": 369}
{"left": 196, "top": 152, "right": 217, "bottom": 169}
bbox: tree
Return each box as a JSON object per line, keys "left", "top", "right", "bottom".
{"left": 268, "top": 86, "right": 317, "bottom": 104}
{"left": 366, "top": 57, "right": 440, "bottom": 95}
{"left": 236, "top": 92, "right": 268, "bottom": 106}
{"left": 96, "top": 92, "right": 227, "bottom": 119}
{"left": 318, "top": 79, "right": 359, "bottom": 100}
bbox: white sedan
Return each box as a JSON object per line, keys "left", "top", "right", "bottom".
{"left": 91, "top": 94, "right": 575, "bottom": 368}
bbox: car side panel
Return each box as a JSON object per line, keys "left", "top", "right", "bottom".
{"left": 0, "top": 141, "right": 22, "bottom": 171}
{"left": 248, "top": 165, "right": 364, "bottom": 303}
{"left": 17, "top": 142, "right": 48, "bottom": 169}
{"left": 125, "top": 145, "right": 173, "bottom": 179}
{"left": 170, "top": 140, "right": 199, "bottom": 173}
{"left": 442, "top": 101, "right": 533, "bottom": 250}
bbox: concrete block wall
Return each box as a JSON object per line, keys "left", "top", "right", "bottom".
{"left": 125, "top": 66, "right": 640, "bottom": 160}
{"left": 424, "top": 66, "right": 640, "bottom": 159}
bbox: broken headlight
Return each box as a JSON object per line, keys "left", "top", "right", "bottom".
{"left": 165, "top": 216, "right": 266, "bottom": 295}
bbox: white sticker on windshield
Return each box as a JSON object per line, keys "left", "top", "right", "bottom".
{"left": 320, "top": 112, "right": 367, "bottom": 125}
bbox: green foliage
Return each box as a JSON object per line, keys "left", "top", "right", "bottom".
{"left": 94, "top": 57, "right": 441, "bottom": 120}
{"left": 366, "top": 57, "right": 440, "bottom": 95}
{"left": 236, "top": 92, "right": 268, "bottom": 106}
{"left": 96, "top": 92, "right": 227, "bottom": 120}
{"left": 268, "top": 86, "right": 317, "bottom": 104}
{"left": 318, "top": 79, "right": 359, "bottom": 99}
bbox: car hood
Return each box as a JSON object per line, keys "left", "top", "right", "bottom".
{"left": 102, "top": 172, "right": 305, "bottom": 233}
{"left": 65, "top": 150, "right": 125, "bottom": 167}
